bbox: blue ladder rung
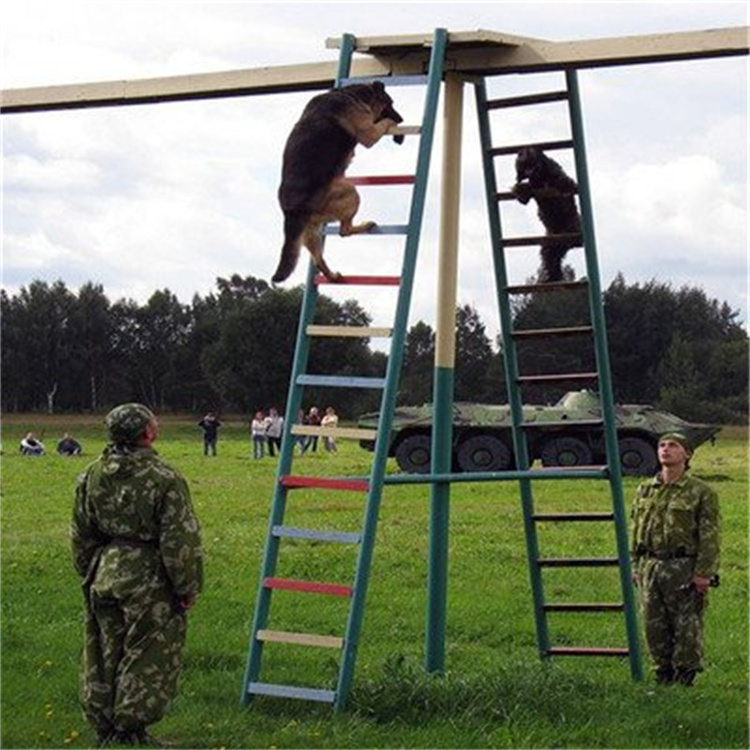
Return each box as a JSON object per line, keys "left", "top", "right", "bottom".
{"left": 322, "top": 224, "right": 409, "bottom": 236}
{"left": 339, "top": 74, "right": 429, "bottom": 87}
{"left": 296, "top": 374, "right": 386, "bottom": 389}
{"left": 272, "top": 525, "right": 361, "bottom": 544}
{"left": 247, "top": 682, "right": 335, "bottom": 703}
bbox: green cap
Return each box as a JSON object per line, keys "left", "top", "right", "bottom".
{"left": 105, "top": 403, "right": 155, "bottom": 445}
{"left": 659, "top": 432, "right": 693, "bottom": 455}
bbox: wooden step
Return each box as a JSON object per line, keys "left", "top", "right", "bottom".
{"left": 247, "top": 681, "right": 335, "bottom": 703}
{"left": 296, "top": 374, "right": 386, "bottom": 389}
{"left": 513, "top": 325, "right": 593, "bottom": 340}
{"left": 485, "top": 91, "right": 569, "bottom": 109}
{"left": 544, "top": 603, "right": 625, "bottom": 612}
{"left": 517, "top": 372, "right": 598, "bottom": 385}
{"left": 306, "top": 324, "right": 392, "bottom": 338}
{"left": 347, "top": 175, "right": 415, "bottom": 186}
{"left": 280, "top": 475, "right": 369, "bottom": 492}
{"left": 322, "top": 224, "right": 409, "bottom": 236}
{"left": 271, "top": 525, "right": 361, "bottom": 544}
{"left": 501, "top": 232, "right": 582, "bottom": 247}
{"left": 532, "top": 512, "right": 614, "bottom": 522}
{"left": 264, "top": 577, "right": 353, "bottom": 597}
{"left": 489, "top": 138, "right": 574, "bottom": 157}
{"left": 506, "top": 280, "right": 588, "bottom": 295}
{"left": 315, "top": 275, "right": 401, "bottom": 286}
{"left": 256, "top": 629, "right": 344, "bottom": 649}
{"left": 547, "top": 647, "right": 630, "bottom": 658}
{"left": 538, "top": 557, "right": 620, "bottom": 568}
{"left": 290, "top": 424, "right": 378, "bottom": 441}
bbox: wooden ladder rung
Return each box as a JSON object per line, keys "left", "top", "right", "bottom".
{"left": 547, "top": 647, "right": 630, "bottom": 658}
{"left": 501, "top": 233, "right": 582, "bottom": 247}
{"left": 281, "top": 476, "right": 369, "bottom": 492}
{"left": 306, "top": 325, "right": 392, "bottom": 338}
{"left": 314, "top": 275, "right": 401, "bottom": 286}
{"left": 264, "top": 577, "right": 353, "bottom": 597}
{"left": 347, "top": 175, "right": 415, "bottom": 186}
{"left": 296, "top": 374, "right": 386, "bottom": 389}
{"left": 290, "top": 425, "right": 378, "bottom": 441}
{"left": 513, "top": 326, "right": 593, "bottom": 339}
{"left": 538, "top": 557, "right": 620, "bottom": 568}
{"left": 247, "top": 682, "right": 335, "bottom": 703}
{"left": 272, "top": 525, "right": 361, "bottom": 544}
{"left": 489, "top": 138, "right": 574, "bottom": 157}
{"left": 517, "top": 373, "right": 598, "bottom": 385}
{"left": 544, "top": 603, "right": 625, "bottom": 612}
{"left": 485, "top": 91, "right": 569, "bottom": 110}
{"left": 506, "top": 281, "right": 588, "bottom": 295}
{"left": 256, "top": 629, "right": 344, "bottom": 649}
{"left": 533, "top": 512, "right": 614, "bottom": 522}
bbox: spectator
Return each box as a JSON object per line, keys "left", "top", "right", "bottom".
{"left": 300, "top": 406, "right": 321, "bottom": 454}
{"left": 321, "top": 406, "right": 339, "bottom": 452}
{"left": 57, "top": 433, "right": 83, "bottom": 456}
{"left": 197, "top": 412, "right": 221, "bottom": 456}
{"left": 251, "top": 411, "right": 267, "bottom": 459}
{"left": 20, "top": 432, "right": 45, "bottom": 456}
{"left": 265, "top": 407, "right": 284, "bottom": 457}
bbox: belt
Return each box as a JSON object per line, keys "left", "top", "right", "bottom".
{"left": 642, "top": 549, "right": 695, "bottom": 561}
{"left": 108, "top": 537, "right": 158, "bottom": 549}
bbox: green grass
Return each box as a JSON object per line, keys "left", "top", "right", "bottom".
{"left": 1, "top": 416, "right": 748, "bottom": 749}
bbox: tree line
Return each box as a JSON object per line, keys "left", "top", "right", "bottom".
{"left": 2, "top": 272, "right": 747, "bottom": 424}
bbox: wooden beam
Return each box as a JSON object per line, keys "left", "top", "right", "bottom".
{"left": 1, "top": 26, "right": 747, "bottom": 114}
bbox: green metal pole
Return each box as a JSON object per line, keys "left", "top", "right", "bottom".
{"left": 426, "top": 72, "right": 464, "bottom": 674}
{"left": 565, "top": 69, "right": 643, "bottom": 680}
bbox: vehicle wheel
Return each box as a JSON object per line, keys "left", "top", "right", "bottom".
{"left": 540, "top": 436, "right": 593, "bottom": 468}
{"left": 618, "top": 437, "right": 658, "bottom": 476}
{"left": 456, "top": 434, "right": 512, "bottom": 472}
{"left": 394, "top": 433, "right": 431, "bottom": 474}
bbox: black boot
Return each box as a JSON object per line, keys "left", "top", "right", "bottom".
{"left": 655, "top": 666, "right": 674, "bottom": 685}
{"left": 675, "top": 668, "right": 697, "bottom": 687}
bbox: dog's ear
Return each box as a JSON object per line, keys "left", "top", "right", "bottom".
{"left": 372, "top": 81, "right": 386, "bottom": 94}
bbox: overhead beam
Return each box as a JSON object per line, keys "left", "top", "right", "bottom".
{"left": 1, "top": 26, "right": 747, "bottom": 114}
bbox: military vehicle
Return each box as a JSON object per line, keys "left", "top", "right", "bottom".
{"left": 357, "top": 389, "right": 720, "bottom": 476}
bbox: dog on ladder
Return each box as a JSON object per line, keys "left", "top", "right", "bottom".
{"left": 271, "top": 82, "right": 404, "bottom": 284}
{"left": 511, "top": 147, "right": 583, "bottom": 283}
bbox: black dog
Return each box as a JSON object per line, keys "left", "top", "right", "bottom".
{"left": 511, "top": 147, "right": 583, "bottom": 283}
{"left": 272, "top": 82, "right": 403, "bottom": 283}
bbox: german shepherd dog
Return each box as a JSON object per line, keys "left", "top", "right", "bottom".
{"left": 272, "top": 82, "right": 404, "bottom": 283}
{"left": 512, "top": 147, "right": 583, "bottom": 283}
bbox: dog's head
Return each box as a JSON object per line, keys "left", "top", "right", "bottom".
{"left": 343, "top": 81, "right": 404, "bottom": 125}
{"left": 515, "top": 147, "right": 545, "bottom": 182}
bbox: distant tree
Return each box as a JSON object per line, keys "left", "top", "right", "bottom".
{"left": 399, "top": 321, "right": 435, "bottom": 405}
{"left": 454, "top": 304, "right": 494, "bottom": 401}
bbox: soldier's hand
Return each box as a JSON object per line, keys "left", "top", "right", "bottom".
{"left": 691, "top": 575, "right": 712, "bottom": 594}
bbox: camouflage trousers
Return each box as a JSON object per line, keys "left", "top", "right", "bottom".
{"left": 81, "top": 574, "right": 187, "bottom": 735}
{"left": 637, "top": 557, "right": 706, "bottom": 674}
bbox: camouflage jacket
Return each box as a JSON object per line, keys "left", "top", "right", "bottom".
{"left": 71, "top": 445, "right": 203, "bottom": 600}
{"left": 630, "top": 473, "right": 720, "bottom": 578}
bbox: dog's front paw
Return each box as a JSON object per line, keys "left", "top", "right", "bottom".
{"left": 364, "top": 221, "right": 377, "bottom": 233}
{"left": 512, "top": 183, "right": 533, "bottom": 205}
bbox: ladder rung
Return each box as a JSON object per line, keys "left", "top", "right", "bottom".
{"left": 272, "top": 525, "right": 361, "bottom": 544}
{"left": 322, "top": 224, "right": 409, "bottom": 236}
{"left": 247, "top": 682, "right": 335, "bottom": 703}
{"left": 521, "top": 419, "right": 603, "bottom": 429}
{"left": 533, "top": 512, "right": 614, "bottom": 522}
{"left": 306, "top": 324, "right": 392, "bottom": 338}
{"left": 502, "top": 233, "right": 582, "bottom": 247}
{"left": 296, "top": 374, "right": 386, "bottom": 389}
{"left": 347, "top": 175, "right": 415, "bottom": 186}
{"left": 506, "top": 280, "right": 589, "bottom": 295}
{"left": 338, "top": 75, "right": 429, "bottom": 87}
{"left": 291, "top": 425, "right": 378, "bottom": 441}
{"left": 389, "top": 124, "right": 422, "bottom": 136}
{"left": 546, "top": 647, "right": 630, "bottom": 658}
{"left": 544, "top": 603, "right": 625, "bottom": 612}
{"left": 517, "top": 373, "right": 598, "bottom": 385}
{"left": 489, "top": 139, "right": 574, "bottom": 157}
{"left": 256, "top": 629, "right": 344, "bottom": 649}
{"left": 485, "top": 91, "right": 569, "bottom": 110}
{"left": 538, "top": 557, "right": 620, "bottom": 568}
{"left": 513, "top": 326, "right": 593, "bottom": 339}
{"left": 264, "top": 577, "right": 353, "bottom": 597}
{"left": 281, "top": 476, "right": 369, "bottom": 492}
{"left": 315, "top": 274, "right": 401, "bottom": 286}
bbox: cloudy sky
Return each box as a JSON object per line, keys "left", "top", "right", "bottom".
{"left": 2, "top": 2, "right": 747, "bottom": 343}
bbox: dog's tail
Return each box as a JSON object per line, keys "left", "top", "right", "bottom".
{"left": 272, "top": 212, "right": 308, "bottom": 283}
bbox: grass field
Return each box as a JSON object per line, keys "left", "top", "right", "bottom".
{"left": 1, "top": 415, "right": 747, "bottom": 749}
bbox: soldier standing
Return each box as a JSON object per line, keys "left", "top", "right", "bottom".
{"left": 71, "top": 403, "right": 204, "bottom": 745}
{"left": 630, "top": 432, "right": 720, "bottom": 686}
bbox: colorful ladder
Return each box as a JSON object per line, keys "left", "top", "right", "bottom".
{"left": 241, "top": 28, "right": 448, "bottom": 711}
{"left": 474, "top": 72, "right": 643, "bottom": 679}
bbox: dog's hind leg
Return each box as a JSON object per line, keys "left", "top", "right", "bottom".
{"left": 302, "top": 223, "right": 342, "bottom": 282}
{"left": 328, "top": 178, "right": 377, "bottom": 237}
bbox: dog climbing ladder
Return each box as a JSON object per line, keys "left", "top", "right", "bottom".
{"left": 473, "top": 71, "right": 642, "bottom": 678}
{"left": 241, "top": 28, "right": 448, "bottom": 712}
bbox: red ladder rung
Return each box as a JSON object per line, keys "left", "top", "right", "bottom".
{"left": 347, "top": 175, "right": 415, "bottom": 186}
{"left": 281, "top": 476, "right": 369, "bottom": 492}
{"left": 264, "top": 577, "right": 353, "bottom": 597}
{"left": 314, "top": 275, "right": 401, "bottom": 286}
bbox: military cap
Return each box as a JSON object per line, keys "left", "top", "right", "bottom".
{"left": 105, "top": 403, "right": 156, "bottom": 444}
{"left": 659, "top": 432, "right": 693, "bottom": 455}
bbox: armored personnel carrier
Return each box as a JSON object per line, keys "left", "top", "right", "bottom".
{"left": 357, "top": 389, "right": 720, "bottom": 476}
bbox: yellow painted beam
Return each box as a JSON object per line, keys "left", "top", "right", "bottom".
{"left": 306, "top": 325, "right": 392, "bottom": 338}
{"left": 290, "top": 425, "right": 378, "bottom": 441}
{"left": 2, "top": 27, "right": 746, "bottom": 114}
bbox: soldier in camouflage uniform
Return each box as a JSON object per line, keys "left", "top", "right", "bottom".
{"left": 71, "top": 403, "right": 204, "bottom": 745}
{"left": 630, "top": 432, "right": 720, "bottom": 686}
